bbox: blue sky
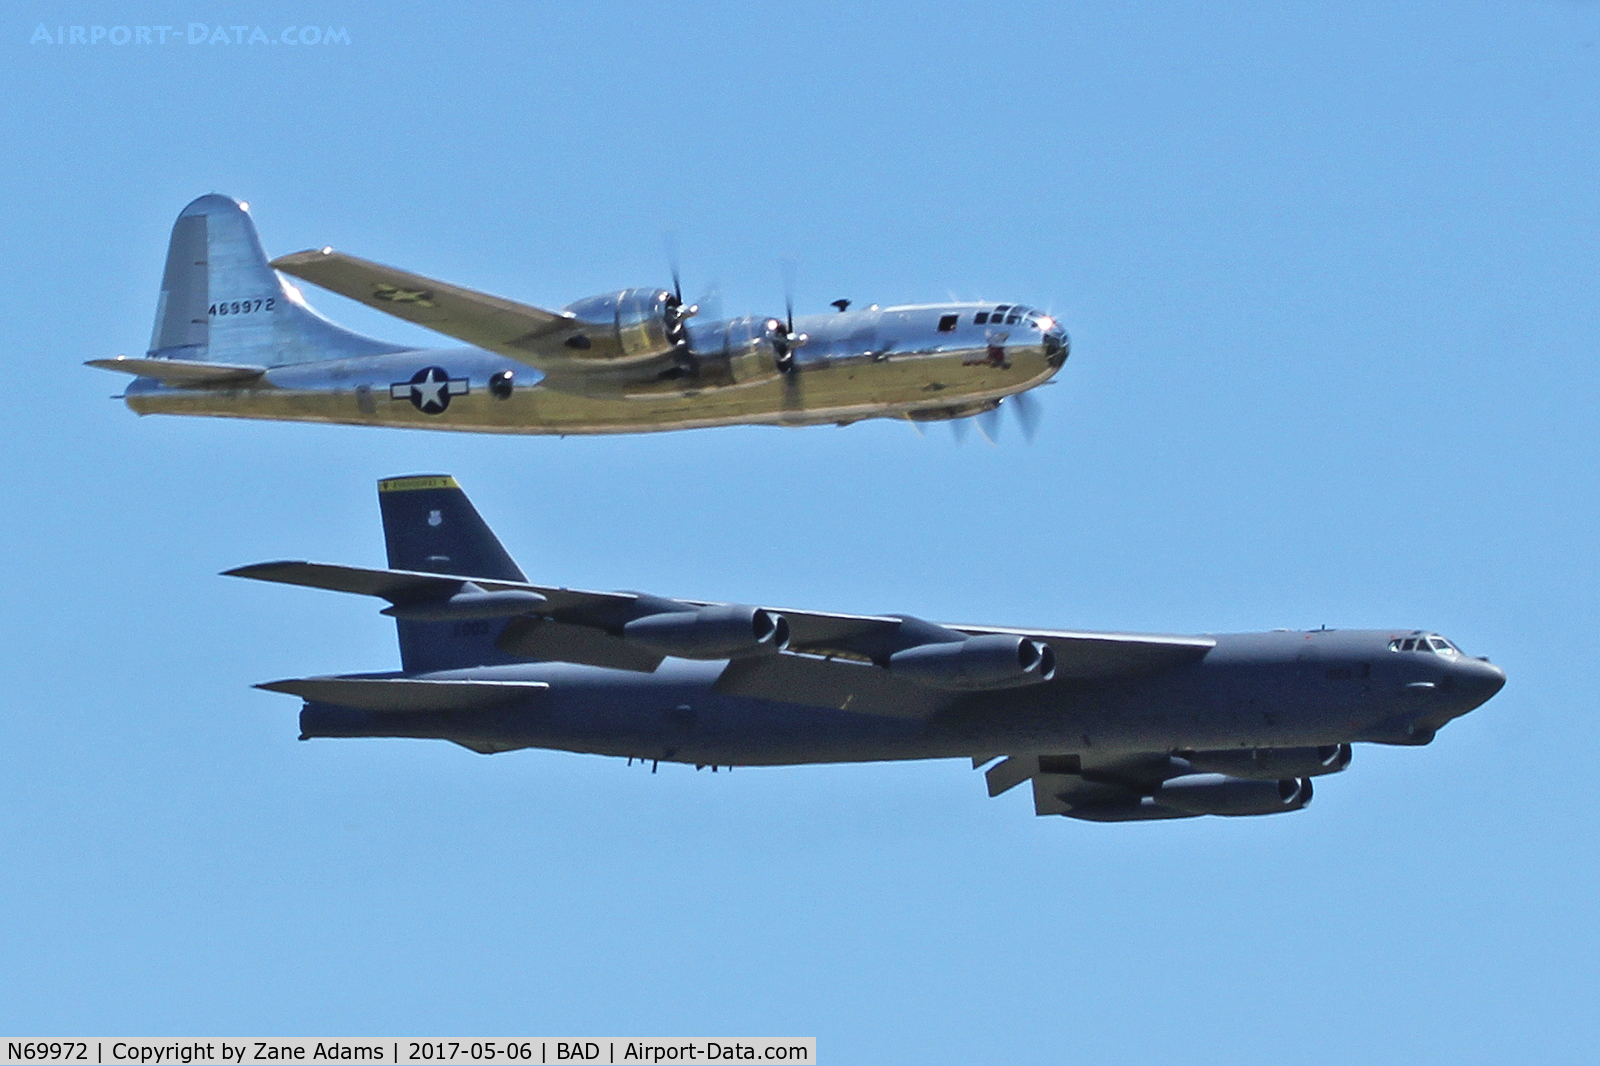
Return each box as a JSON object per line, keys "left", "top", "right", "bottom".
{"left": 2, "top": 1, "right": 1597, "bottom": 1061}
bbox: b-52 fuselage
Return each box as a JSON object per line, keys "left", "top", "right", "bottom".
{"left": 91, "top": 196, "right": 1067, "bottom": 436}
{"left": 232, "top": 475, "right": 1506, "bottom": 823}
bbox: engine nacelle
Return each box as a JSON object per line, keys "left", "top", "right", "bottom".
{"left": 562, "top": 287, "right": 687, "bottom": 366}
{"left": 622, "top": 604, "right": 789, "bottom": 659}
{"left": 381, "top": 585, "right": 547, "bottom": 622}
{"left": 1184, "top": 744, "right": 1352, "bottom": 779}
{"left": 887, "top": 635, "right": 1056, "bottom": 690}
{"left": 1151, "top": 773, "right": 1312, "bottom": 816}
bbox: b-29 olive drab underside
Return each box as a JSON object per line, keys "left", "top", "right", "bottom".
{"left": 90, "top": 195, "right": 1067, "bottom": 437}
{"left": 230, "top": 475, "right": 1506, "bottom": 822}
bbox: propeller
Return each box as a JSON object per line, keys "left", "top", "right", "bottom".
{"left": 944, "top": 393, "right": 1044, "bottom": 446}
{"left": 663, "top": 235, "right": 699, "bottom": 352}
{"left": 1012, "top": 390, "right": 1043, "bottom": 443}
{"left": 976, "top": 405, "right": 1003, "bottom": 445}
{"left": 693, "top": 280, "right": 723, "bottom": 327}
{"left": 768, "top": 260, "right": 808, "bottom": 374}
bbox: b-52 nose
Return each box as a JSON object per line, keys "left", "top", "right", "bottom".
{"left": 1363, "top": 635, "right": 1507, "bottom": 745}
{"left": 1451, "top": 655, "right": 1507, "bottom": 709}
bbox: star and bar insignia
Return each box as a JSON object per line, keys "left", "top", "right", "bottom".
{"left": 390, "top": 366, "right": 469, "bottom": 414}
{"left": 372, "top": 285, "right": 435, "bottom": 306}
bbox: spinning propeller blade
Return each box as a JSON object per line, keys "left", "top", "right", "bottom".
{"left": 977, "top": 405, "right": 1003, "bottom": 445}
{"left": 769, "top": 260, "right": 808, "bottom": 376}
{"left": 781, "top": 259, "right": 797, "bottom": 336}
{"left": 665, "top": 232, "right": 684, "bottom": 303}
{"left": 1012, "top": 390, "right": 1043, "bottom": 444}
{"left": 694, "top": 280, "right": 723, "bottom": 327}
{"left": 662, "top": 234, "right": 698, "bottom": 355}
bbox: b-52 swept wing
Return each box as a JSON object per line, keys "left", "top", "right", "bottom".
{"left": 92, "top": 195, "right": 1068, "bottom": 438}
{"left": 230, "top": 475, "right": 1506, "bottom": 822}
{"left": 233, "top": 554, "right": 1213, "bottom": 719}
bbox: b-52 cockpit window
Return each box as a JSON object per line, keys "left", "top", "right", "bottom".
{"left": 1390, "top": 635, "right": 1458, "bottom": 655}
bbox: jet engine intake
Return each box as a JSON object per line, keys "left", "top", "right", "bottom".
{"left": 1150, "top": 773, "right": 1312, "bottom": 816}
{"left": 887, "top": 634, "right": 1056, "bottom": 690}
{"left": 1183, "top": 744, "right": 1352, "bottom": 779}
{"left": 562, "top": 287, "right": 694, "bottom": 366}
{"left": 622, "top": 604, "right": 790, "bottom": 659}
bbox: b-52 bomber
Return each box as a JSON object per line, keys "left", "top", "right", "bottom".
{"left": 230, "top": 475, "right": 1506, "bottom": 822}
{"left": 90, "top": 195, "right": 1067, "bottom": 437}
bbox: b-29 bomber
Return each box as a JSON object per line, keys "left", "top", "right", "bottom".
{"left": 91, "top": 195, "right": 1066, "bottom": 437}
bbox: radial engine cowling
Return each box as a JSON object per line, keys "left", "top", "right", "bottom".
{"left": 1184, "top": 744, "right": 1352, "bottom": 779}
{"left": 887, "top": 635, "right": 1056, "bottom": 691}
{"left": 562, "top": 287, "right": 689, "bottom": 366}
{"left": 622, "top": 604, "right": 790, "bottom": 659}
{"left": 1151, "top": 774, "right": 1312, "bottom": 817}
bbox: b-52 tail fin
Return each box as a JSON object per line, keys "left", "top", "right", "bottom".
{"left": 378, "top": 474, "right": 529, "bottom": 673}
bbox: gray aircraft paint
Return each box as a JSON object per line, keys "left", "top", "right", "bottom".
{"left": 235, "top": 476, "right": 1506, "bottom": 822}
{"left": 95, "top": 196, "right": 1067, "bottom": 435}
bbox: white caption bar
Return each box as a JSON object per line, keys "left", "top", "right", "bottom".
{"left": 1, "top": 1043, "right": 815, "bottom": 1066}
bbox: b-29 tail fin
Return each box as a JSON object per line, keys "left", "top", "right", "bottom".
{"left": 143, "top": 194, "right": 408, "bottom": 368}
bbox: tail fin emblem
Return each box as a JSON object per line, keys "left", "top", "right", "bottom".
{"left": 427, "top": 509, "right": 443, "bottom": 527}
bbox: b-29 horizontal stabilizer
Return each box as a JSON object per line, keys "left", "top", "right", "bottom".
{"left": 86, "top": 355, "right": 265, "bottom": 387}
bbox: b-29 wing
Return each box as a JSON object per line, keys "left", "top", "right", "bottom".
{"left": 270, "top": 248, "right": 575, "bottom": 368}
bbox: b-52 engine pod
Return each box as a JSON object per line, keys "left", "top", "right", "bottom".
{"left": 1150, "top": 774, "right": 1313, "bottom": 817}
{"left": 622, "top": 605, "right": 790, "bottom": 660}
{"left": 887, "top": 634, "right": 1056, "bottom": 690}
{"left": 1183, "top": 744, "right": 1353, "bottom": 779}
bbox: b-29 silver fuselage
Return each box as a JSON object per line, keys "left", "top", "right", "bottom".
{"left": 98, "top": 196, "right": 1067, "bottom": 436}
